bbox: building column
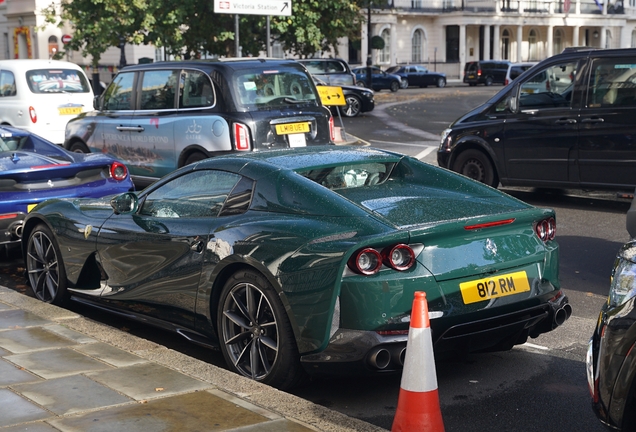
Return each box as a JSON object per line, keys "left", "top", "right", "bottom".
{"left": 600, "top": 26, "right": 607, "bottom": 48}
{"left": 573, "top": 26, "right": 580, "bottom": 47}
{"left": 361, "top": 22, "right": 369, "bottom": 63}
{"left": 391, "top": 24, "right": 398, "bottom": 66}
{"left": 484, "top": 25, "right": 491, "bottom": 60}
{"left": 460, "top": 24, "right": 466, "bottom": 77}
{"left": 547, "top": 25, "right": 554, "bottom": 58}
{"left": 493, "top": 25, "right": 501, "bottom": 60}
{"left": 517, "top": 25, "right": 523, "bottom": 62}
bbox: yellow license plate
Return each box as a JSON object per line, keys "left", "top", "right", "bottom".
{"left": 459, "top": 270, "right": 531, "bottom": 304}
{"left": 58, "top": 107, "right": 82, "bottom": 115}
{"left": 275, "top": 122, "right": 310, "bottom": 135}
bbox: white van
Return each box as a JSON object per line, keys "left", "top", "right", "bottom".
{"left": 0, "top": 60, "right": 94, "bottom": 144}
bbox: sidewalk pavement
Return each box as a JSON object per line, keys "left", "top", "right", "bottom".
{"left": 0, "top": 286, "right": 388, "bottom": 431}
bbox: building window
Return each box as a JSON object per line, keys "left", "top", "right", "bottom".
{"left": 528, "top": 29, "right": 538, "bottom": 61}
{"left": 379, "top": 28, "right": 390, "bottom": 64}
{"left": 48, "top": 36, "right": 59, "bottom": 59}
{"left": 446, "top": 25, "right": 459, "bottom": 62}
{"left": 411, "top": 0, "right": 422, "bottom": 7}
{"left": 412, "top": 30, "right": 423, "bottom": 63}
{"left": 501, "top": 29, "right": 510, "bottom": 60}
{"left": 554, "top": 29, "right": 564, "bottom": 55}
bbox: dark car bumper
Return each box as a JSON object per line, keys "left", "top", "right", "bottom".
{"left": 588, "top": 299, "right": 636, "bottom": 431}
{"left": 437, "top": 150, "right": 451, "bottom": 168}
{"left": 0, "top": 212, "right": 25, "bottom": 246}
{"left": 301, "top": 292, "right": 570, "bottom": 376}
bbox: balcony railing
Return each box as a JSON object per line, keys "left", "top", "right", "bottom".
{"left": 394, "top": 0, "right": 624, "bottom": 13}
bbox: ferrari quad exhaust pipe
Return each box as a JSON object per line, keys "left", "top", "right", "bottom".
{"left": 554, "top": 303, "right": 573, "bottom": 327}
{"left": 367, "top": 348, "right": 391, "bottom": 370}
{"left": 9, "top": 222, "right": 23, "bottom": 239}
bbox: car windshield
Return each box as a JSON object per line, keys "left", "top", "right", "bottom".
{"left": 0, "top": 130, "right": 69, "bottom": 160}
{"left": 26, "top": 68, "right": 91, "bottom": 94}
{"left": 297, "top": 162, "right": 396, "bottom": 190}
{"left": 385, "top": 66, "right": 401, "bottom": 74}
{"left": 232, "top": 67, "right": 319, "bottom": 110}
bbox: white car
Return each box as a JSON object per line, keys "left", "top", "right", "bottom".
{"left": 0, "top": 59, "right": 94, "bottom": 144}
{"left": 504, "top": 62, "right": 538, "bottom": 86}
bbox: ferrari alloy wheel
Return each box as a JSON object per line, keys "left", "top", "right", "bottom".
{"left": 218, "top": 270, "right": 304, "bottom": 389}
{"left": 453, "top": 149, "right": 499, "bottom": 188}
{"left": 343, "top": 95, "right": 362, "bottom": 117}
{"left": 26, "top": 224, "right": 68, "bottom": 305}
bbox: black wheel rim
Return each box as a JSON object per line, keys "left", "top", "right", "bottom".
{"left": 221, "top": 282, "right": 279, "bottom": 380}
{"left": 344, "top": 97, "right": 360, "bottom": 117}
{"left": 26, "top": 231, "right": 60, "bottom": 302}
{"left": 462, "top": 158, "right": 485, "bottom": 182}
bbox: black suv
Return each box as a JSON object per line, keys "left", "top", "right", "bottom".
{"left": 65, "top": 59, "right": 334, "bottom": 187}
{"left": 463, "top": 60, "right": 511, "bottom": 86}
{"left": 439, "top": 48, "right": 636, "bottom": 192}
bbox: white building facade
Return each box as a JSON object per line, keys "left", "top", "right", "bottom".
{"left": 355, "top": 0, "right": 635, "bottom": 77}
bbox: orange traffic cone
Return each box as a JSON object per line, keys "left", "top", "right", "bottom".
{"left": 391, "top": 291, "right": 445, "bottom": 432}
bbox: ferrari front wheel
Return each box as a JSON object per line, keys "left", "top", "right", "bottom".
{"left": 217, "top": 270, "right": 305, "bottom": 390}
{"left": 26, "top": 224, "right": 68, "bottom": 305}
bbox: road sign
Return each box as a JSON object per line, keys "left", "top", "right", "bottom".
{"left": 61, "top": 34, "right": 72, "bottom": 44}
{"left": 317, "top": 86, "right": 346, "bottom": 107}
{"left": 214, "top": 0, "right": 292, "bottom": 16}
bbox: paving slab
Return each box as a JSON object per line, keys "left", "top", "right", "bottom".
{"left": 85, "top": 362, "right": 211, "bottom": 401}
{"left": 0, "top": 388, "right": 51, "bottom": 427}
{"left": 0, "top": 423, "right": 60, "bottom": 432}
{"left": 0, "top": 309, "right": 51, "bottom": 330}
{"left": 13, "top": 374, "right": 133, "bottom": 416}
{"left": 0, "top": 357, "right": 42, "bottom": 386}
{"left": 48, "top": 390, "right": 287, "bottom": 432}
{"left": 0, "top": 327, "right": 76, "bottom": 353}
{"left": 44, "top": 324, "right": 97, "bottom": 344}
{"left": 74, "top": 342, "right": 148, "bottom": 367}
{"left": 5, "top": 347, "right": 114, "bottom": 379}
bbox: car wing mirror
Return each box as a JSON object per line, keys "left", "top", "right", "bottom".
{"left": 111, "top": 192, "right": 139, "bottom": 215}
{"left": 508, "top": 86, "right": 519, "bottom": 113}
{"left": 93, "top": 95, "right": 102, "bottom": 110}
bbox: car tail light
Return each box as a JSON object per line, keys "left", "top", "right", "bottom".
{"left": 464, "top": 218, "right": 515, "bottom": 230}
{"left": 110, "top": 162, "right": 128, "bottom": 181}
{"left": 505, "top": 78, "right": 509, "bottom": 85}
{"left": 348, "top": 244, "right": 417, "bottom": 275}
{"left": 348, "top": 248, "right": 382, "bottom": 275}
{"left": 233, "top": 123, "right": 251, "bottom": 151}
{"left": 477, "top": 69, "right": 482, "bottom": 77}
{"left": 546, "top": 79, "right": 551, "bottom": 91}
{"left": 0, "top": 213, "right": 18, "bottom": 220}
{"left": 329, "top": 116, "right": 335, "bottom": 142}
{"left": 535, "top": 217, "right": 556, "bottom": 242}
{"left": 29, "top": 106, "right": 37, "bottom": 123}
{"left": 382, "top": 244, "right": 415, "bottom": 271}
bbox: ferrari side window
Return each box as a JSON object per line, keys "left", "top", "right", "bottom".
{"left": 140, "top": 170, "right": 241, "bottom": 218}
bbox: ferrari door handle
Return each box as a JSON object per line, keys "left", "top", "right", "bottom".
{"left": 555, "top": 118, "right": 577, "bottom": 125}
{"left": 190, "top": 240, "right": 204, "bottom": 253}
{"left": 580, "top": 117, "right": 605, "bottom": 124}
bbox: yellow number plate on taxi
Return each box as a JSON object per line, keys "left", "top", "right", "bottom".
{"left": 275, "top": 122, "right": 310, "bottom": 135}
{"left": 58, "top": 107, "right": 82, "bottom": 115}
{"left": 459, "top": 271, "right": 531, "bottom": 304}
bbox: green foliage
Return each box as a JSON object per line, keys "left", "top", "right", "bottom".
{"left": 41, "top": 0, "right": 362, "bottom": 62}
{"left": 371, "top": 35, "right": 384, "bottom": 50}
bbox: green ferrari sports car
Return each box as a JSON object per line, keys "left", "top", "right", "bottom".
{"left": 21, "top": 146, "right": 570, "bottom": 389}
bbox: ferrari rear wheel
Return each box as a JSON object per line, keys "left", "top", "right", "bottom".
{"left": 26, "top": 224, "right": 68, "bottom": 305}
{"left": 218, "top": 270, "right": 304, "bottom": 390}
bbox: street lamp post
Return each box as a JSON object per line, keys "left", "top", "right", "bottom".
{"left": 118, "top": 36, "right": 127, "bottom": 69}
{"left": 366, "top": 1, "right": 372, "bottom": 88}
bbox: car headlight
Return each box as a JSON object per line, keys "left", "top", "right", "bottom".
{"left": 439, "top": 128, "right": 453, "bottom": 151}
{"left": 609, "top": 258, "right": 636, "bottom": 307}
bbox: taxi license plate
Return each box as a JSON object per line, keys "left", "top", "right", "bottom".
{"left": 459, "top": 270, "right": 531, "bottom": 304}
{"left": 275, "top": 122, "right": 310, "bottom": 135}
{"left": 468, "top": 74, "right": 475, "bottom": 79}
{"left": 58, "top": 107, "right": 82, "bottom": 115}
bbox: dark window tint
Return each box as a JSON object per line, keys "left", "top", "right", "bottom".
{"left": 0, "top": 70, "right": 15, "bottom": 96}
{"left": 139, "top": 70, "right": 178, "bottom": 110}
{"left": 103, "top": 72, "right": 135, "bottom": 111}
{"left": 587, "top": 58, "right": 636, "bottom": 108}
{"left": 26, "top": 68, "right": 91, "bottom": 93}
{"left": 141, "top": 170, "right": 241, "bottom": 218}
{"left": 180, "top": 70, "right": 214, "bottom": 108}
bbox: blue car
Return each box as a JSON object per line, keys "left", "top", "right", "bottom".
{"left": 0, "top": 126, "right": 133, "bottom": 249}
{"left": 352, "top": 66, "right": 403, "bottom": 92}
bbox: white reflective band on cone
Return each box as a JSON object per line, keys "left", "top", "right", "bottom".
{"left": 400, "top": 326, "right": 438, "bottom": 393}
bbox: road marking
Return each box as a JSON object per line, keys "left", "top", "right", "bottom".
{"left": 369, "top": 139, "right": 438, "bottom": 147}
{"left": 522, "top": 342, "right": 550, "bottom": 350}
{"left": 415, "top": 147, "right": 436, "bottom": 159}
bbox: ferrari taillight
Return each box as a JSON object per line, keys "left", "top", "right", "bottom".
{"left": 535, "top": 217, "right": 556, "bottom": 242}
{"left": 29, "top": 106, "right": 37, "bottom": 123}
{"left": 110, "top": 162, "right": 128, "bottom": 181}
{"left": 348, "top": 244, "right": 416, "bottom": 275}
{"left": 234, "top": 123, "right": 251, "bottom": 151}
